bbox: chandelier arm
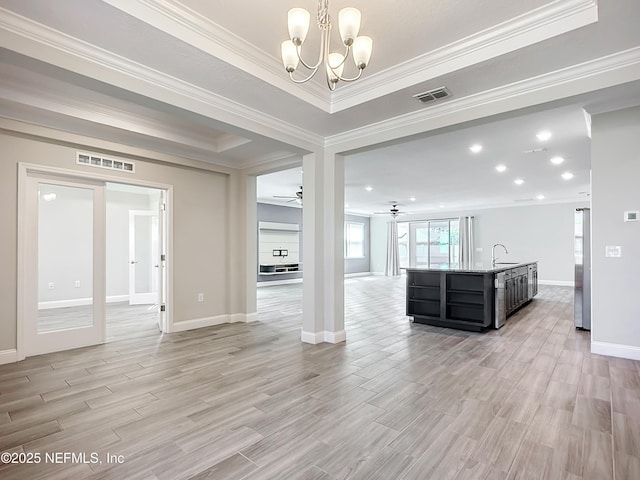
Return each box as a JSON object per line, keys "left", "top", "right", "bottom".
{"left": 289, "top": 68, "right": 320, "bottom": 83}
{"left": 295, "top": 41, "right": 325, "bottom": 71}
{"left": 334, "top": 68, "right": 364, "bottom": 83}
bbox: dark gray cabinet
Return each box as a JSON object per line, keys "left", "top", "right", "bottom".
{"left": 407, "top": 262, "right": 538, "bottom": 332}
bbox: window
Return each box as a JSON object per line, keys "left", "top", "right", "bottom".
{"left": 344, "top": 222, "right": 364, "bottom": 258}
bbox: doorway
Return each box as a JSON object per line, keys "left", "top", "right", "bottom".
{"left": 105, "top": 183, "right": 166, "bottom": 342}
{"left": 19, "top": 164, "right": 170, "bottom": 358}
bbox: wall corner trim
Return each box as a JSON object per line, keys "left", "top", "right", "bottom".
{"left": 591, "top": 341, "right": 640, "bottom": 361}
{"left": 301, "top": 329, "right": 347, "bottom": 344}
{"left": 324, "top": 330, "right": 347, "bottom": 344}
{"left": 301, "top": 330, "right": 324, "bottom": 344}
{"left": 0, "top": 349, "right": 18, "bottom": 365}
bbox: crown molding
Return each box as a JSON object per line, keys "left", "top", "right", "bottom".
{"left": 326, "top": 46, "right": 640, "bottom": 151}
{"left": 330, "top": 0, "right": 598, "bottom": 112}
{"left": 105, "top": 0, "right": 597, "bottom": 113}
{"left": 0, "top": 7, "right": 324, "bottom": 151}
{"left": 102, "top": 0, "right": 330, "bottom": 111}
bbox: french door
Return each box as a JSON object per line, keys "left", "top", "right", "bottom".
{"left": 24, "top": 174, "right": 106, "bottom": 356}
{"left": 22, "top": 170, "right": 169, "bottom": 357}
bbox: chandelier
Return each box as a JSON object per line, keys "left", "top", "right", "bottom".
{"left": 280, "top": 0, "right": 373, "bottom": 91}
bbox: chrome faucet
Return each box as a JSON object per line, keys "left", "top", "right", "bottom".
{"left": 492, "top": 243, "right": 508, "bottom": 265}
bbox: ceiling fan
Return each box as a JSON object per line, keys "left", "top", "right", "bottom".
{"left": 273, "top": 186, "right": 303, "bottom": 204}
{"left": 373, "top": 202, "right": 406, "bottom": 218}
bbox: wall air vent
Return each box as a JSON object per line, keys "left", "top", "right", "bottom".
{"left": 76, "top": 152, "right": 135, "bottom": 173}
{"left": 413, "top": 86, "right": 452, "bottom": 104}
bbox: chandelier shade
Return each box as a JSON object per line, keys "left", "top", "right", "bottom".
{"left": 287, "top": 8, "right": 310, "bottom": 46}
{"left": 281, "top": 0, "right": 373, "bottom": 90}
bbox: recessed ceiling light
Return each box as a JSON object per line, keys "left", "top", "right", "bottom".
{"left": 536, "top": 194, "right": 545, "bottom": 200}
{"left": 495, "top": 164, "right": 507, "bottom": 172}
{"left": 469, "top": 144, "right": 483, "bottom": 153}
{"left": 514, "top": 178, "right": 524, "bottom": 185}
{"left": 550, "top": 156, "right": 565, "bottom": 165}
{"left": 345, "top": 203, "right": 350, "bottom": 208}
{"left": 439, "top": 204, "right": 445, "bottom": 208}
{"left": 409, "top": 196, "right": 416, "bottom": 202}
{"left": 561, "top": 172, "right": 574, "bottom": 180}
{"left": 365, "top": 186, "right": 373, "bottom": 191}
{"left": 537, "top": 130, "right": 552, "bottom": 141}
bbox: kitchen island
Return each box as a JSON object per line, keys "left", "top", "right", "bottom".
{"left": 406, "top": 262, "right": 538, "bottom": 332}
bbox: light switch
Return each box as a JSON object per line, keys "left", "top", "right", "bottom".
{"left": 605, "top": 245, "right": 622, "bottom": 257}
{"left": 624, "top": 211, "right": 639, "bottom": 222}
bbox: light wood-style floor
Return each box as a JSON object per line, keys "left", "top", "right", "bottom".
{"left": 1, "top": 276, "right": 639, "bottom": 479}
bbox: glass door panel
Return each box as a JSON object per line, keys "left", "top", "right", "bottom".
{"left": 37, "top": 184, "right": 94, "bottom": 332}
{"left": 429, "top": 221, "right": 450, "bottom": 269}
{"left": 25, "top": 174, "right": 106, "bottom": 357}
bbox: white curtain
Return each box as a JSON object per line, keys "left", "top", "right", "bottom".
{"left": 458, "top": 216, "right": 475, "bottom": 268}
{"left": 385, "top": 220, "right": 400, "bottom": 276}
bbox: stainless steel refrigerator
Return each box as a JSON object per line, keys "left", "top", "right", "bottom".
{"left": 574, "top": 208, "right": 591, "bottom": 330}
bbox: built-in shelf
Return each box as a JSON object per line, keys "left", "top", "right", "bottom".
{"left": 259, "top": 263, "right": 302, "bottom": 275}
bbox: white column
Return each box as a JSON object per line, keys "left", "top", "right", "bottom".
{"left": 323, "top": 152, "right": 345, "bottom": 342}
{"left": 302, "top": 152, "right": 324, "bottom": 343}
{"left": 301, "top": 150, "right": 345, "bottom": 344}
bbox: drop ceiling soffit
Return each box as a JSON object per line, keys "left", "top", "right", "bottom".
{"left": 102, "top": 0, "right": 598, "bottom": 113}
{"left": 0, "top": 6, "right": 325, "bottom": 152}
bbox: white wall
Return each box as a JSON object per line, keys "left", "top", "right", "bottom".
{"left": 591, "top": 105, "right": 640, "bottom": 358}
{"left": 370, "top": 201, "right": 589, "bottom": 283}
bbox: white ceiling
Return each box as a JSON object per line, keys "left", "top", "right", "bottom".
{"left": 1, "top": 0, "right": 640, "bottom": 213}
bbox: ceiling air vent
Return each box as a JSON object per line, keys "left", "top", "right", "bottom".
{"left": 77, "top": 152, "right": 135, "bottom": 173}
{"left": 413, "top": 87, "right": 452, "bottom": 104}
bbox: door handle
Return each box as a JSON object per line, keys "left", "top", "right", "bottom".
{"left": 130, "top": 261, "right": 138, "bottom": 264}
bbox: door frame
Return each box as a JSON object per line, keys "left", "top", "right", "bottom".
{"left": 17, "top": 162, "right": 174, "bottom": 361}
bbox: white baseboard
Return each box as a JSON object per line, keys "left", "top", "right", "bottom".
{"left": 345, "top": 272, "right": 371, "bottom": 278}
{"left": 301, "top": 330, "right": 324, "bottom": 344}
{"left": 301, "top": 329, "right": 347, "bottom": 344}
{"left": 107, "top": 295, "right": 130, "bottom": 304}
{"left": 38, "top": 295, "right": 131, "bottom": 309}
{"left": 371, "top": 272, "right": 385, "bottom": 276}
{"left": 172, "top": 311, "right": 259, "bottom": 332}
{"left": 229, "top": 312, "right": 259, "bottom": 323}
{"left": 171, "top": 314, "right": 230, "bottom": 332}
{"left": 539, "top": 280, "right": 574, "bottom": 287}
{"left": 591, "top": 341, "right": 640, "bottom": 361}
{"left": 324, "top": 330, "right": 346, "bottom": 344}
{"left": 257, "top": 278, "right": 303, "bottom": 287}
{"left": 0, "top": 349, "right": 18, "bottom": 365}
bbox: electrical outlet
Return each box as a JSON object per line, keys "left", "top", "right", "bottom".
{"left": 198, "top": 293, "right": 204, "bottom": 302}
{"left": 48, "top": 282, "right": 55, "bottom": 290}
{"left": 75, "top": 280, "right": 81, "bottom": 288}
